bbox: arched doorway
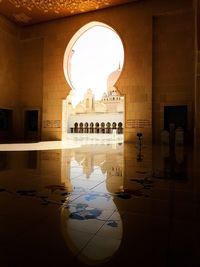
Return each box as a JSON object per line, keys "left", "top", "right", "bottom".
{"left": 74, "top": 122, "right": 78, "bottom": 133}
{"left": 106, "top": 122, "right": 111, "bottom": 133}
{"left": 95, "top": 122, "right": 100, "bottom": 133}
{"left": 90, "top": 122, "right": 94, "bottom": 133}
{"left": 62, "top": 21, "right": 124, "bottom": 141}
{"left": 118, "top": 122, "right": 123, "bottom": 134}
{"left": 101, "top": 122, "right": 105, "bottom": 133}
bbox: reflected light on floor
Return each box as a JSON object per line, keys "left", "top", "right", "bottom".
{"left": 0, "top": 141, "right": 80, "bottom": 151}
{"left": 0, "top": 136, "right": 124, "bottom": 151}
{"left": 0, "top": 141, "right": 198, "bottom": 267}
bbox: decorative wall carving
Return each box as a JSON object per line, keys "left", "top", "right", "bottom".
{"left": 43, "top": 120, "right": 61, "bottom": 128}
{"left": 126, "top": 119, "right": 151, "bottom": 128}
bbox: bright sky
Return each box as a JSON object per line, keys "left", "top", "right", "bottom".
{"left": 67, "top": 25, "right": 124, "bottom": 107}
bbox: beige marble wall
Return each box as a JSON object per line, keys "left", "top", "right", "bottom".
{"left": 0, "top": 0, "right": 195, "bottom": 143}
{"left": 20, "top": 2, "right": 153, "bottom": 142}
{"left": 195, "top": 51, "right": 200, "bottom": 146}
{"left": 0, "top": 16, "right": 21, "bottom": 139}
{"left": 152, "top": 10, "right": 195, "bottom": 144}
{"left": 19, "top": 38, "right": 43, "bottom": 139}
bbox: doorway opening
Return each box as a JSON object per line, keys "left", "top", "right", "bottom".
{"left": 62, "top": 22, "right": 124, "bottom": 142}
{"left": 0, "top": 108, "right": 13, "bottom": 142}
{"left": 24, "top": 110, "right": 40, "bottom": 141}
{"left": 164, "top": 105, "right": 188, "bottom": 145}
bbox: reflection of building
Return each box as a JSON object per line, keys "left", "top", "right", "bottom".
{"left": 71, "top": 147, "right": 123, "bottom": 181}
{"left": 67, "top": 66, "right": 124, "bottom": 134}
{"left": 60, "top": 144, "right": 124, "bottom": 265}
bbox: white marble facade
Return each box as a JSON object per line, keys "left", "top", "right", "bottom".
{"left": 67, "top": 67, "right": 124, "bottom": 133}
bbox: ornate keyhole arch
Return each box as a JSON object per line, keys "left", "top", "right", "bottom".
{"left": 62, "top": 21, "right": 124, "bottom": 140}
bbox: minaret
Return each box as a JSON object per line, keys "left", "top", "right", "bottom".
{"left": 84, "top": 88, "right": 94, "bottom": 112}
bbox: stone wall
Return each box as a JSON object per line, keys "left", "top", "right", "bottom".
{"left": 0, "top": 16, "right": 20, "bottom": 139}
{"left": 152, "top": 10, "right": 195, "bottom": 144}
{"left": 0, "top": 0, "right": 195, "bottom": 143}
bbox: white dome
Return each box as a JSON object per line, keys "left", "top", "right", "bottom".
{"left": 107, "top": 66, "right": 121, "bottom": 88}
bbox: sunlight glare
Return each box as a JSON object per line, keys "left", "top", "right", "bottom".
{"left": 67, "top": 25, "right": 124, "bottom": 106}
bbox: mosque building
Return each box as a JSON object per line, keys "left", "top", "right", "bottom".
{"left": 67, "top": 66, "right": 124, "bottom": 134}
{"left": 0, "top": 1, "right": 199, "bottom": 266}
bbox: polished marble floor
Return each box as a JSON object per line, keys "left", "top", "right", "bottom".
{"left": 0, "top": 141, "right": 199, "bottom": 267}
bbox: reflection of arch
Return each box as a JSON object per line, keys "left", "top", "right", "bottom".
{"left": 61, "top": 199, "right": 122, "bottom": 265}
{"left": 60, "top": 145, "right": 123, "bottom": 265}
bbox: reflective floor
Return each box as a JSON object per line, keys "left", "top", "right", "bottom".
{"left": 0, "top": 142, "right": 199, "bottom": 267}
